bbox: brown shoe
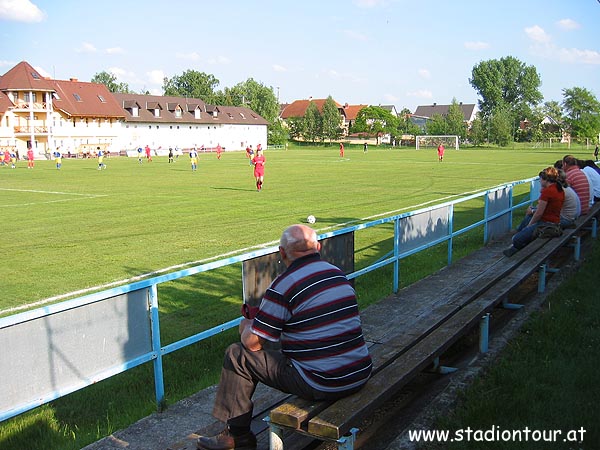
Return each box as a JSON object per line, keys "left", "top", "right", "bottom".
{"left": 196, "top": 428, "right": 257, "bottom": 450}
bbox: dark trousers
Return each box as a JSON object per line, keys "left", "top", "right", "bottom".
{"left": 212, "top": 343, "right": 362, "bottom": 428}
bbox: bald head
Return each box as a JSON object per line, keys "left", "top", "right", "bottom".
{"left": 279, "top": 224, "right": 320, "bottom": 263}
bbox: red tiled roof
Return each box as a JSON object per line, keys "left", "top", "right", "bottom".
{"left": 112, "top": 93, "right": 269, "bottom": 125}
{"left": 0, "top": 61, "right": 55, "bottom": 91}
{"left": 52, "top": 79, "right": 125, "bottom": 118}
{"left": 280, "top": 98, "right": 343, "bottom": 119}
{"left": 341, "top": 104, "right": 368, "bottom": 121}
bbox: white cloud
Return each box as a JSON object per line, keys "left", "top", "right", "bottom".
{"left": 207, "top": 55, "right": 231, "bottom": 65}
{"left": 176, "top": 52, "right": 201, "bottom": 61}
{"left": 272, "top": 64, "right": 287, "bottom": 72}
{"left": 418, "top": 68, "right": 431, "bottom": 79}
{"left": 384, "top": 93, "right": 399, "bottom": 102}
{"left": 343, "top": 29, "right": 368, "bottom": 41}
{"left": 464, "top": 41, "right": 490, "bottom": 50}
{"left": 76, "top": 42, "right": 97, "bottom": 53}
{"left": 555, "top": 47, "right": 600, "bottom": 65}
{"left": 105, "top": 47, "right": 125, "bottom": 55}
{"left": 525, "top": 25, "right": 551, "bottom": 43}
{"left": 0, "top": 0, "right": 44, "bottom": 22}
{"left": 147, "top": 69, "right": 165, "bottom": 85}
{"left": 557, "top": 18, "right": 580, "bottom": 31}
{"left": 406, "top": 89, "right": 433, "bottom": 99}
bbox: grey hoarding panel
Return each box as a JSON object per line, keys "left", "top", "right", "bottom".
{"left": 0, "top": 289, "right": 151, "bottom": 415}
{"left": 487, "top": 187, "right": 511, "bottom": 241}
{"left": 399, "top": 206, "right": 449, "bottom": 253}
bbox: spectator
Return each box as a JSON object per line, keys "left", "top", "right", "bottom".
{"left": 562, "top": 155, "right": 590, "bottom": 215}
{"left": 579, "top": 160, "right": 600, "bottom": 203}
{"left": 195, "top": 224, "right": 372, "bottom": 450}
{"left": 503, "top": 167, "right": 565, "bottom": 257}
{"left": 558, "top": 170, "right": 580, "bottom": 228}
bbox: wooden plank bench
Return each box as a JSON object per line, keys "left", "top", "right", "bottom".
{"left": 265, "top": 203, "right": 600, "bottom": 450}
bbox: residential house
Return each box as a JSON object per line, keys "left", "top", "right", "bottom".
{"left": 411, "top": 102, "right": 478, "bottom": 129}
{"left": 0, "top": 61, "right": 269, "bottom": 158}
{"left": 113, "top": 93, "right": 268, "bottom": 152}
{"left": 0, "top": 61, "right": 124, "bottom": 157}
{"left": 280, "top": 98, "right": 368, "bottom": 136}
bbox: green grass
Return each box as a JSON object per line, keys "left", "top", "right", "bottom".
{"left": 419, "top": 244, "right": 600, "bottom": 449}
{"left": 0, "top": 143, "right": 594, "bottom": 450}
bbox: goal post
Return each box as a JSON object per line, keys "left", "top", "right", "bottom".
{"left": 416, "top": 135, "right": 459, "bottom": 150}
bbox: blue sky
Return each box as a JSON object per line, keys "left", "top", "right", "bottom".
{"left": 1, "top": 0, "right": 598, "bottom": 112}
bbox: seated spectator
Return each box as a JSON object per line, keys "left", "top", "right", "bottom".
{"left": 578, "top": 159, "right": 600, "bottom": 203}
{"left": 504, "top": 167, "right": 565, "bottom": 257}
{"left": 558, "top": 169, "right": 580, "bottom": 228}
{"left": 562, "top": 155, "right": 590, "bottom": 215}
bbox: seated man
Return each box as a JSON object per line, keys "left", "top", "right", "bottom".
{"left": 197, "top": 224, "right": 373, "bottom": 450}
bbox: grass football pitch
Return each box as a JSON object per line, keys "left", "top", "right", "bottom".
{"left": 0, "top": 142, "right": 591, "bottom": 449}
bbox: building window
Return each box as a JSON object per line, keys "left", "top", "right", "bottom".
{"left": 24, "top": 92, "right": 37, "bottom": 102}
{"left": 73, "top": 93, "right": 82, "bottom": 101}
{"left": 98, "top": 95, "right": 106, "bottom": 103}
{"left": 132, "top": 107, "right": 139, "bottom": 117}
{"left": 154, "top": 109, "right": 160, "bottom": 117}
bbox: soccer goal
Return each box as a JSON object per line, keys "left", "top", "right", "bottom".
{"left": 416, "top": 135, "right": 459, "bottom": 150}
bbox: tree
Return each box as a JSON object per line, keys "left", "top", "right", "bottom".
{"left": 489, "top": 106, "right": 513, "bottom": 146}
{"left": 91, "top": 71, "right": 132, "bottom": 93}
{"left": 304, "top": 102, "right": 322, "bottom": 143}
{"left": 351, "top": 106, "right": 399, "bottom": 144}
{"left": 468, "top": 114, "right": 486, "bottom": 146}
{"left": 268, "top": 119, "right": 289, "bottom": 145}
{"left": 321, "top": 96, "right": 343, "bottom": 143}
{"left": 562, "top": 87, "right": 600, "bottom": 141}
{"left": 286, "top": 117, "right": 305, "bottom": 140}
{"left": 469, "top": 56, "right": 543, "bottom": 138}
{"left": 445, "top": 98, "right": 467, "bottom": 139}
{"left": 162, "top": 70, "right": 220, "bottom": 104}
{"left": 217, "top": 78, "right": 279, "bottom": 123}
{"left": 425, "top": 114, "right": 447, "bottom": 135}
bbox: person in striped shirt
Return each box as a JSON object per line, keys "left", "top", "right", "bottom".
{"left": 197, "top": 224, "right": 372, "bottom": 450}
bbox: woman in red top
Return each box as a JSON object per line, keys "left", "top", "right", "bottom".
{"left": 504, "top": 166, "right": 565, "bottom": 256}
{"left": 251, "top": 148, "right": 266, "bottom": 191}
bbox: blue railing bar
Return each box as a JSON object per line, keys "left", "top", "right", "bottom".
{"left": 162, "top": 317, "right": 243, "bottom": 355}
{"left": 347, "top": 257, "right": 396, "bottom": 280}
{"left": 150, "top": 284, "right": 165, "bottom": 409}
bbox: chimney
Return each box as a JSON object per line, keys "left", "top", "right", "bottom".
{"left": 70, "top": 78, "right": 78, "bottom": 82}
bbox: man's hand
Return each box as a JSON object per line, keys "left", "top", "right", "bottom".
{"left": 239, "top": 318, "right": 263, "bottom": 352}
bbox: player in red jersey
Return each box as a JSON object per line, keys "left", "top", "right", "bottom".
{"left": 251, "top": 148, "right": 266, "bottom": 191}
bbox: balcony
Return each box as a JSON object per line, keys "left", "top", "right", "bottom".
{"left": 13, "top": 125, "right": 49, "bottom": 135}
{"left": 13, "top": 102, "right": 48, "bottom": 111}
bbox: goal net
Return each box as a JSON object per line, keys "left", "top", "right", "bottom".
{"left": 415, "top": 135, "right": 459, "bottom": 150}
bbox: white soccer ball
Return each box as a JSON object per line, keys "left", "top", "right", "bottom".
{"left": 306, "top": 215, "right": 316, "bottom": 224}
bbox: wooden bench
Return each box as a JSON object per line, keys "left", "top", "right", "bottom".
{"left": 264, "top": 203, "right": 600, "bottom": 450}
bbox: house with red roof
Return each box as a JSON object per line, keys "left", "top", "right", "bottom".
{"left": 0, "top": 61, "right": 268, "bottom": 158}
{"left": 280, "top": 98, "right": 369, "bottom": 136}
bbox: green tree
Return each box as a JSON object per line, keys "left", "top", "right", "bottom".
{"left": 218, "top": 78, "right": 279, "bottom": 123}
{"left": 425, "top": 114, "right": 448, "bottom": 135}
{"left": 268, "top": 119, "right": 289, "bottom": 145}
{"left": 91, "top": 71, "right": 132, "bottom": 93}
{"left": 162, "top": 70, "right": 220, "bottom": 103}
{"left": 351, "top": 106, "right": 399, "bottom": 144}
{"left": 397, "top": 108, "right": 422, "bottom": 137}
{"left": 468, "top": 114, "right": 486, "bottom": 146}
{"left": 489, "top": 106, "right": 513, "bottom": 146}
{"left": 286, "top": 117, "right": 305, "bottom": 140}
{"left": 445, "top": 98, "right": 468, "bottom": 139}
{"left": 304, "top": 102, "right": 322, "bottom": 143}
{"left": 321, "top": 96, "right": 343, "bottom": 143}
{"left": 469, "top": 56, "right": 543, "bottom": 138}
{"left": 562, "top": 87, "right": 600, "bottom": 142}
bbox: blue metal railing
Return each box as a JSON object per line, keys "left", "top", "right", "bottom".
{"left": 0, "top": 177, "right": 537, "bottom": 422}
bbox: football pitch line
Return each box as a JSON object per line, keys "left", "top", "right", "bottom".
{"left": 0, "top": 187, "right": 108, "bottom": 207}
{"left": 2, "top": 187, "right": 490, "bottom": 316}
